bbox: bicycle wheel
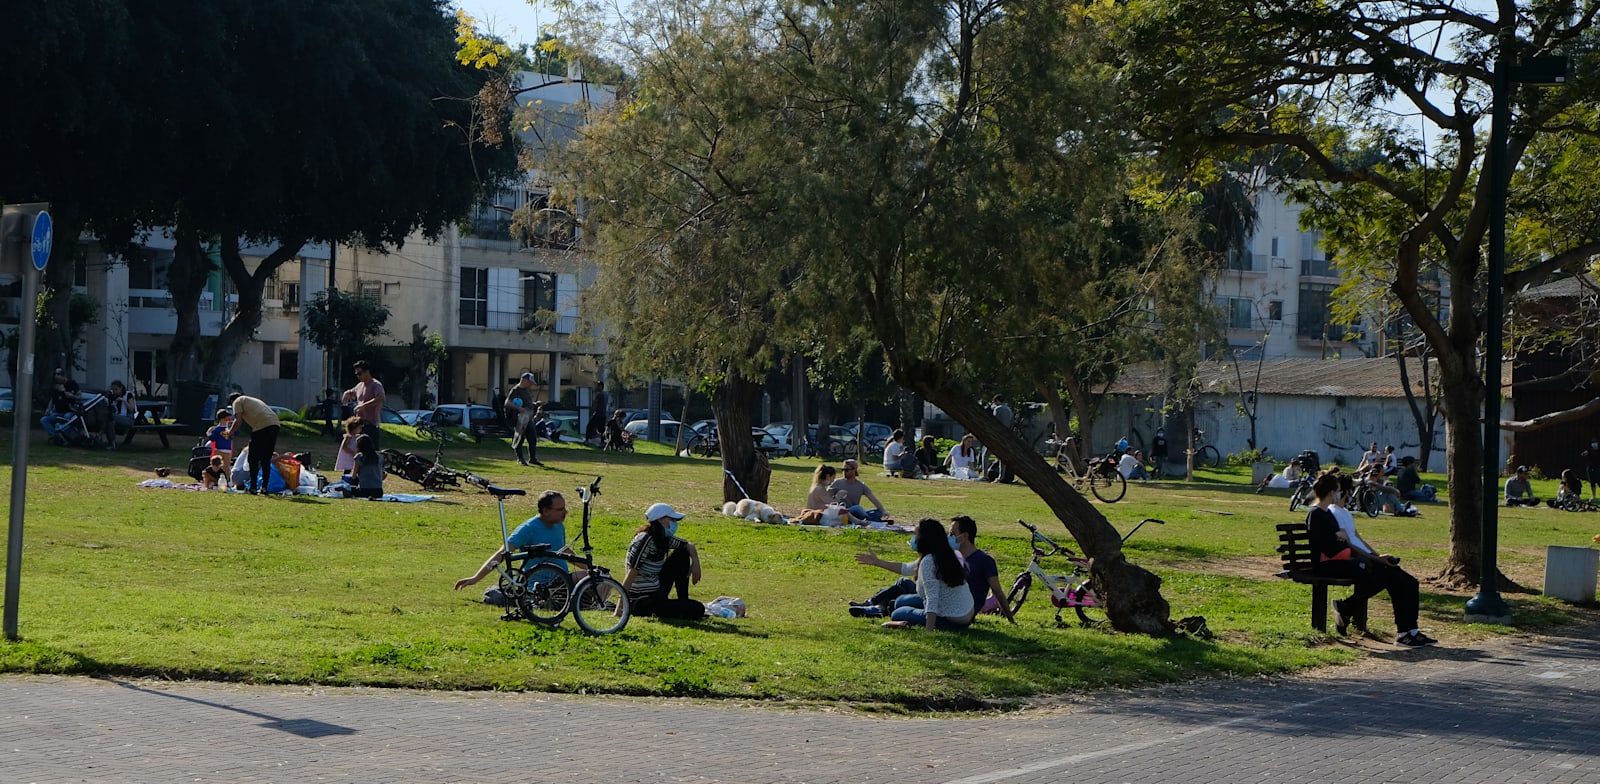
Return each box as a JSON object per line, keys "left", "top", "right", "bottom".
{"left": 1198, "top": 445, "right": 1222, "bottom": 469}
{"left": 1289, "top": 485, "right": 1311, "bottom": 512}
{"left": 516, "top": 563, "right": 573, "bottom": 625}
{"left": 570, "top": 575, "right": 631, "bottom": 635}
{"left": 1088, "top": 467, "right": 1127, "bottom": 503}
{"left": 1071, "top": 580, "right": 1108, "bottom": 625}
{"left": 1005, "top": 572, "right": 1032, "bottom": 617}
{"left": 1361, "top": 489, "right": 1381, "bottom": 517}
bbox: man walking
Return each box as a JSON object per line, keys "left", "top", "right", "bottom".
{"left": 504, "top": 373, "right": 544, "bottom": 467}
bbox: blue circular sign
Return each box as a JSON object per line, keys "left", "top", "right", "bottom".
{"left": 30, "top": 211, "right": 53, "bottom": 271}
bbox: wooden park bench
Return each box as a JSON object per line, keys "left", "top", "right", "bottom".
{"left": 1275, "top": 521, "right": 1367, "bottom": 632}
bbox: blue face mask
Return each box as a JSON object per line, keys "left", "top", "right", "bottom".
{"left": 948, "top": 535, "right": 960, "bottom": 550}
{"left": 664, "top": 520, "right": 680, "bottom": 539}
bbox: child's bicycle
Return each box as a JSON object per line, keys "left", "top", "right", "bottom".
{"left": 1005, "top": 517, "right": 1164, "bottom": 625}
{"left": 488, "top": 476, "right": 631, "bottom": 635}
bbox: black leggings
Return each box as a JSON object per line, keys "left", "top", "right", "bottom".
{"left": 629, "top": 546, "right": 704, "bottom": 619}
{"left": 247, "top": 425, "right": 280, "bottom": 492}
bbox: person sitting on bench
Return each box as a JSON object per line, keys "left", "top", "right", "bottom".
{"left": 1308, "top": 471, "right": 1434, "bottom": 647}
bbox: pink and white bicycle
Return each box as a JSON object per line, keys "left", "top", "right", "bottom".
{"left": 1005, "top": 517, "right": 1163, "bottom": 625}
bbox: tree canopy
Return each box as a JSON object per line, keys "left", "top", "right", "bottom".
{"left": 2, "top": 0, "right": 521, "bottom": 389}
{"left": 1114, "top": 0, "right": 1600, "bottom": 586}
{"left": 555, "top": 0, "right": 1228, "bottom": 633}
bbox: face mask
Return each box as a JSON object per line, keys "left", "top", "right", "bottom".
{"left": 948, "top": 535, "right": 960, "bottom": 550}
{"left": 908, "top": 537, "right": 919, "bottom": 551}
{"left": 664, "top": 520, "right": 680, "bottom": 538}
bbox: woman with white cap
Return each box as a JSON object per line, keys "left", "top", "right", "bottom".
{"left": 623, "top": 503, "right": 706, "bottom": 619}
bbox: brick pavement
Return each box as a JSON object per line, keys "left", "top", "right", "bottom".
{"left": 3, "top": 632, "right": 1598, "bottom": 783}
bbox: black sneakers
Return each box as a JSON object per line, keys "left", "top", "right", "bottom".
{"left": 848, "top": 605, "right": 884, "bottom": 618}
{"left": 1396, "top": 631, "right": 1438, "bottom": 647}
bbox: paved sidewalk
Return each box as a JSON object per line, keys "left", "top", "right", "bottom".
{"left": 4, "top": 632, "right": 1599, "bottom": 784}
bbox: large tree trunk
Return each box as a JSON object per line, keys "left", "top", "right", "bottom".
{"left": 201, "top": 235, "right": 304, "bottom": 387}
{"left": 919, "top": 383, "right": 1172, "bottom": 635}
{"left": 1437, "top": 353, "right": 1485, "bottom": 587}
{"left": 166, "top": 223, "right": 209, "bottom": 391}
{"left": 716, "top": 372, "right": 770, "bottom": 503}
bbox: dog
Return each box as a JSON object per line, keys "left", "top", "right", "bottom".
{"left": 723, "top": 498, "right": 786, "bottom": 525}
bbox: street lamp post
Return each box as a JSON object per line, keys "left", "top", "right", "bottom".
{"left": 1465, "top": 54, "right": 1568, "bottom": 625}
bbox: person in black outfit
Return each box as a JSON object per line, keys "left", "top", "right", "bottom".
{"left": 622, "top": 503, "right": 705, "bottom": 619}
{"left": 1306, "top": 472, "right": 1434, "bottom": 647}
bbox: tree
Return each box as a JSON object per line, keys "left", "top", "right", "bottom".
{"left": 560, "top": 0, "right": 1206, "bottom": 633}
{"left": 406, "top": 325, "right": 449, "bottom": 409}
{"left": 1117, "top": 0, "right": 1600, "bottom": 587}
{"left": 4, "top": 1, "right": 519, "bottom": 393}
{"left": 302, "top": 290, "right": 393, "bottom": 390}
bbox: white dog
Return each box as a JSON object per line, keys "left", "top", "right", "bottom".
{"left": 722, "top": 498, "right": 785, "bottom": 524}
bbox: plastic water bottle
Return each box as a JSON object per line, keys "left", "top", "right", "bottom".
{"left": 710, "top": 603, "right": 736, "bottom": 618}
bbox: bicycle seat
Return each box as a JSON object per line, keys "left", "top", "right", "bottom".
{"left": 486, "top": 485, "right": 527, "bottom": 498}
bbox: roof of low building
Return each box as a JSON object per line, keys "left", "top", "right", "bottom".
{"left": 1105, "top": 357, "right": 1470, "bottom": 399}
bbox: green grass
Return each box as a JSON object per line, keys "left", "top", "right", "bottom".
{"left": 0, "top": 420, "right": 1593, "bottom": 708}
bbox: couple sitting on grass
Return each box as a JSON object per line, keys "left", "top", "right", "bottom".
{"left": 849, "top": 516, "right": 1016, "bottom": 631}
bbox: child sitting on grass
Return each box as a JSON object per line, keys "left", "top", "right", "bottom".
{"left": 201, "top": 456, "right": 226, "bottom": 490}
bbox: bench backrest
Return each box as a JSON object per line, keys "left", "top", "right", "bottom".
{"left": 1275, "top": 522, "right": 1317, "bottom": 572}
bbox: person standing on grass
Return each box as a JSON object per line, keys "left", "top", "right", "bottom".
{"left": 225, "top": 392, "right": 281, "bottom": 495}
{"left": 1583, "top": 438, "right": 1600, "bottom": 499}
{"left": 342, "top": 360, "right": 386, "bottom": 450}
{"left": 504, "top": 373, "right": 545, "bottom": 467}
{"left": 1308, "top": 471, "right": 1434, "bottom": 647}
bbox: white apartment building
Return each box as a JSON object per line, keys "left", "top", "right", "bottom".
{"left": 1209, "top": 183, "right": 1381, "bottom": 361}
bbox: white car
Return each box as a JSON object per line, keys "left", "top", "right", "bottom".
{"left": 624, "top": 418, "right": 683, "bottom": 445}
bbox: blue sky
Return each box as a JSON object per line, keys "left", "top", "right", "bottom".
{"left": 456, "top": 0, "right": 546, "bottom": 47}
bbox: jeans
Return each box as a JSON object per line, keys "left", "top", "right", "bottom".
{"left": 849, "top": 505, "right": 884, "bottom": 522}
{"left": 886, "top": 453, "right": 918, "bottom": 474}
{"left": 869, "top": 577, "right": 918, "bottom": 609}
{"left": 890, "top": 596, "right": 970, "bottom": 630}
{"left": 40, "top": 413, "right": 71, "bottom": 439}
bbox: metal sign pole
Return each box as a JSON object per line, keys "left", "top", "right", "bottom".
{"left": 4, "top": 207, "right": 49, "bottom": 640}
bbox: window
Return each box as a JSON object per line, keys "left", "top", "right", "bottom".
{"left": 262, "top": 342, "right": 275, "bottom": 365}
{"left": 1297, "top": 283, "right": 1344, "bottom": 340}
{"left": 278, "top": 350, "right": 299, "bottom": 380}
{"left": 522, "top": 272, "right": 557, "bottom": 329}
{"left": 1226, "top": 298, "right": 1253, "bottom": 329}
{"left": 281, "top": 282, "right": 300, "bottom": 309}
{"left": 460, "top": 267, "right": 489, "bottom": 327}
{"left": 1267, "top": 300, "right": 1283, "bottom": 322}
{"left": 1301, "top": 255, "right": 1337, "bottom": 278}
{"left": 1226, "top": 251, "right": 1253, "bottom": 271}
{"left": 358, "top": 280, "right": 382, "bottom": 303}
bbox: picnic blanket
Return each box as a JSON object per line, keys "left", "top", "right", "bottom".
{"left": 138, "top": 479, "right": 211, "bottom": 491}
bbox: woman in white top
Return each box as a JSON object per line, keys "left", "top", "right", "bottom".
{"left": 885, "top": 518, "right": 974, "bottom": 631}
{"left": 946, "top": 434, "right": 979, "bottom": 480}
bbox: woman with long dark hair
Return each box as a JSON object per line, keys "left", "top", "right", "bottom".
{"left": 886, "top": 518, "right": 974, "bottom": 631}
{"left": 622, "top": 503, "right": 706, "bottom": 619}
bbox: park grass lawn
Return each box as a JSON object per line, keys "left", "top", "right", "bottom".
{"left": 0, "top": 419, "right": 1594, "bottom": 709}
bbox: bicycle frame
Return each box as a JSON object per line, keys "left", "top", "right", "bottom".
{"left": 1010, "top": 517, "right": 1164, "bottom": 624}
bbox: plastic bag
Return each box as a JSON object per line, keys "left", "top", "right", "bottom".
{"left": 706, "top": 596, "right": 746, "bottom": 618}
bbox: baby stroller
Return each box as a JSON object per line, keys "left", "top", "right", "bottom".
{"left": 57, "top": 393, "right": 110, "bottom": 449}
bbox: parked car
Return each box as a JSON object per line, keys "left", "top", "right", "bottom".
{"left": 427, "top": 403, "right": 508, "bottom": 441}
{"left": 624, "top": 418, "right": 683, "bottom": 445}
{"left": 847, "top": 422, "right": 895, "bottom": 452}
{"left": 395, "top": 409, "right": 431, "bottom": 426}
{"left": 0, "top": 388, "right": 12, "bottom": 413}
{"left": 269, "top": 405, "right": 302, "bottom": 423}
{"left": 542, "top": 410, "right": 585, "bottom": 442}
{"left": 763, "top": 423, "right": 855, "bottom": 457}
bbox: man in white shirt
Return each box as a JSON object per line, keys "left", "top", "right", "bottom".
{"left": 1117, "top": 449, "right": 1150, "bottom": 481}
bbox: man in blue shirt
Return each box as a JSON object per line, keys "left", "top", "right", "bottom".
{"left": 453, "top": 490, "right": 581, "bottom": 591}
